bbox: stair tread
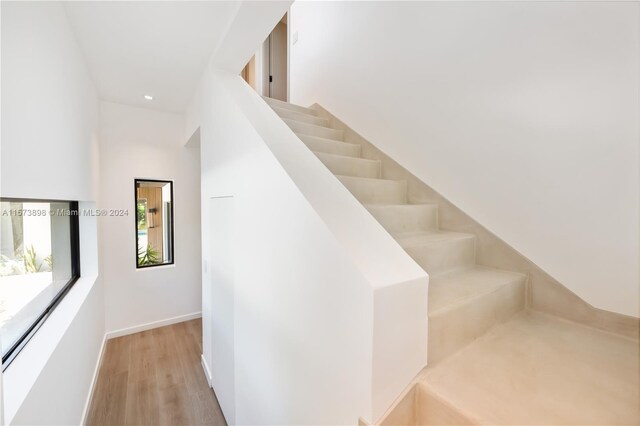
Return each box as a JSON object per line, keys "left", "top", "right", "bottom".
{"left": 422, "top": 311, "right": 639, "bottom": 425}
{"left": 271, "top": 105, "right": 323, "bottom": 120}
{"left": 298, "top": 135, "right": 362, "bottom": 158}
{"left": 298, "top": 134, "right": 359, "bottom": 147}
{"left": 313, "top": 151, "right": 378, "bottom": 164}
{"left": 429, "top": 267, "right": 526, "bottom": 315}
{"left": 284, "top": 117, "right": 339, "bottom": 131}
{"left": 394, "top": 230, "right": 475, "bottom": 247}
{"left": 271, "top": 106, "right": 329, "bottom": 126}
{"left": 281, "top": 114, "right": 332, "bottom": 129}
{"left": 263, "top": 96, "right": 318, "bottom": 115}
{"left": 336, "top": 175, "right": 404, "bottom": 184}
{"left": 364, "top": 203, "right": 437, "bottom": 208}
{"left": 294, "top": 131, "right": 342, "bottom": 143}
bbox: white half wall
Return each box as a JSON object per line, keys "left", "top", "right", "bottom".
{"left": 1, "top": 2, "right": 104, "bottom": 424}
{"left": 4, "top": 205, "right": 101, "bottom": 425}
{"left": 99, "top": 101, "right": 202, "bottom": 333}
{"left": 190, "top": 68, "right": 427, "bottom": 424}
{"left": 289, "top": 1, "right": 640, "bottom": 317}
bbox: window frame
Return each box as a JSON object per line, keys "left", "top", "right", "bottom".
{"left": 134, "top": 178, "right": 175, "bottom": 269}
{"left": 0, "top": 197, "right": 81, "bottom": 370}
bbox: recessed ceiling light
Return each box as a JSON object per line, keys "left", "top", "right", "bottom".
{"left": 144, "top": 95, "right": 153, "bottom": 100}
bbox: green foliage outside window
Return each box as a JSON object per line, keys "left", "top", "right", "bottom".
{"left": 137, "top": 243, "right": 160, "bottom": 266}
{"left": 137, "top": 200, "right": 147, "bottom": 229}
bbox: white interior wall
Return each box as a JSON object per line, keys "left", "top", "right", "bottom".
{"left": 185, "top": 0, "right": 292, "bottom": 142}
{"left": 0, "top": 360, "right": 3, "bottom": 426}
{"left": 8, "top": 283, "right": 104, "bottom": 425}
{"left": 7, "top": 212, "right": 103, "bottom": 425}
{"left": 290, "top": 1, "right": 640, "bottom": 317}
{"left": 254, "top": 44, "right": 265, "bottom": 97}
{"left": 190, "top": 67, "right": 428, "bottom": 424}
{"left": 99, "top": 101, "right": 202, "bottom": 334}
{"left": 1, "top": 2, "right": 100, "bottom": 201}
{"left": 205, "top": 195, "right": 236, "bottom": 423}
{"left": 186, "top": 5, "right": 429, "bottom": 420}
{"left": 0, "top": 2, "right": 104, "bottom": 424}
{"left": 198, "top": 71, "right": 369, "bottom": 424}
{"left": 261, "top": 38, "right": 270, "bottom": 97}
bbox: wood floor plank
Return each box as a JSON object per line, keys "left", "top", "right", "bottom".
{"left": 159, "top": 384, "right": 192, "bottom": 425}
{"left": 174, "top": 323, "right": 209, "bottom": 391}
{"left": 87, "top": 339, "right": 131, "bottom": 425}
{"left": 86, "top": 368, "right": 110, "bottom": 425}
{"left": 86, "top": 319, "right": 226, "bottom": 426}
{"left": 103, "top": 335, "right": 132, "bottom": 375}
{"left": 190, "top": 389, "right": 228, "bottom": 426}
{"left": 152, "top": 326, "right": 186, "bottom": 390}
{"left": 124, "top": 376, "right": 160, "bottom": 426}
{"left": 128, "top": 329, "right": 157, "bottom": 382}
{"left": 91, "top": 371, "right": 129, "bottom": 426}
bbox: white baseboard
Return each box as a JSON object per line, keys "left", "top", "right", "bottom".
{"left": 105, "top": 312, "right": 202, "bottom": 339}
{"left": 80, "top": 333, "right": 107, "bottom": 425}
{"left": 200, "top": 354, "right": 212, "bottom": 388}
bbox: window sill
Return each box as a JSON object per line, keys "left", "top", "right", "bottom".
{"left": 135, "top": 262, "right": 176, "bottom": 271}
{"left": 2, "top": 274, "right": 100, "bottom": 424}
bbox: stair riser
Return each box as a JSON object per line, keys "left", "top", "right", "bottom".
{"left": 287, "top": 119, "right": 344, "bottom": 141}
{"left": 273, "top": 106, "right": 329, "bottom": 127}
{"left": 264, "top": 97, "right": 318, "bottom": 116}
{"left": 428, "top": 279, "right": 525, "bottom": 364}
{"left": 338, "top": 177, "right": 407, "bottom": 204}
{"left": 367, "top": 205, "right": 438, "bottom": 234}
{"left": 315, "top": 153, "right": 381, "bottom": 179}
{"left": 299, "top": 135, "right": 361, "bottom": 157}
{"left": 379, "top": 383, "right": 475, "bottom": 425}
{"left": 403, "top": 237, "right": 475, "bottom": 277}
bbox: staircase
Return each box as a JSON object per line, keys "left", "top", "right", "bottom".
{"left": 263, "top": 96, "right": 640, "bottom": 425}
{"left": 265, "top": 96, "right": 526, "bottom": 365}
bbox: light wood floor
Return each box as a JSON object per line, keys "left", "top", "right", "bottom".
{"left": 87, "top": 319, "right": 227, "bottom": 426}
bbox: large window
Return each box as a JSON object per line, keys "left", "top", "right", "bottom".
{"left": 135, "top": 179, "right": 174, "bottom": 268}
{"left": 0, "top": 199, "right": 80, "bottom": 368}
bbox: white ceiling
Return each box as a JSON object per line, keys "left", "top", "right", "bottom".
{"left": 64, "top": 1, "right": 241, "bottom": 113}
